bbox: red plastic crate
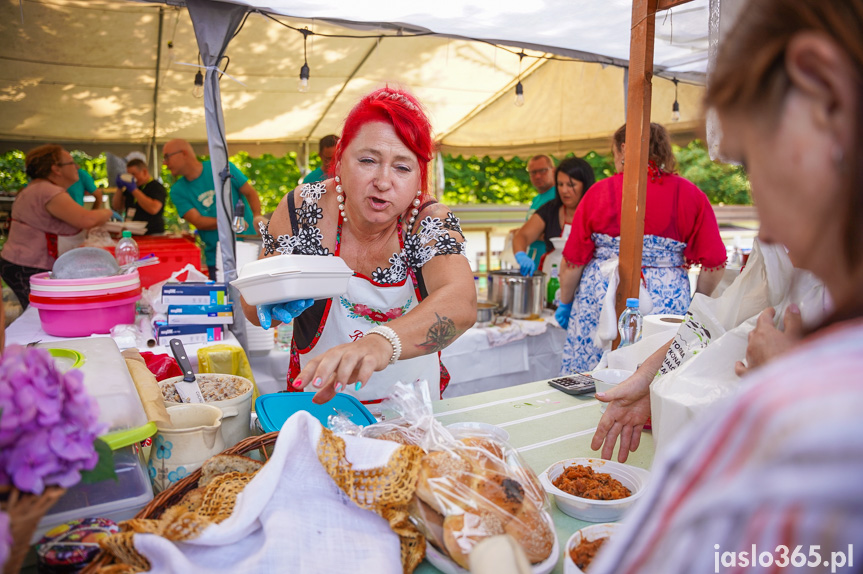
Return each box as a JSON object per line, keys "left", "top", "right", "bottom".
{"left": 106, "top": 236, "right": 202, "bottom": 288}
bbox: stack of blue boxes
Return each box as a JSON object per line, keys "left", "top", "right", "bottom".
{"left": 155, "top": 283, "right": 234, "bottom": 345}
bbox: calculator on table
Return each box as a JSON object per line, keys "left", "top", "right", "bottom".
{"left": 547, "top": 373, "right": 598, "bottom": 395}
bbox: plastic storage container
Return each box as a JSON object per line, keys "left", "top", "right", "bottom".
{"left": 231, "top": 254, "right": 353, "bottom": 306}
{"left": 617, "top": 298, "right": 643, "bottom": 347}
{"left": 33, "top": 445, "right": 152, "bottom": 543}
{"left": 256, "top": 392, "right": 375, "bottom": 432}
{"left": 29, "top": 270, "right": 141, "bottom": 337}
{"left": 564, "top": 523, "right": 622, "bottom": 574}
{"left": 115, "top": 230, "right": 139, "bottom": 266}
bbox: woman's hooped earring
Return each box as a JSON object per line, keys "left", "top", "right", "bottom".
{"left": 335, "top": 175, "right": 347, "bottom": 221}
{"left": 409, "top": 190, "right": 421, "bottom": 224}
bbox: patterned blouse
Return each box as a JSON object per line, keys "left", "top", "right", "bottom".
{"left": 259, "top": 181, "right": 468, "bottom": 286}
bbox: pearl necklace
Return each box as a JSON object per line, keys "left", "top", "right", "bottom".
{"left": 335, "top": 175, "right": 422, "bottom": 224}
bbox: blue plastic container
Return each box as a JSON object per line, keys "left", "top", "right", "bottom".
{"left": 256, "top": 392, "right": 376, "bottom": 433}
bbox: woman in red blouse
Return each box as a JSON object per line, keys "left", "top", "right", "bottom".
{"left": 556, "top": 123, "right": 727, "bottom": 373}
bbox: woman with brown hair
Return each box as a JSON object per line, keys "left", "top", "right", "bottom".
{"left": 589, "top": 1, "right": 863, "bottom": 572}
{"left": 555, "top": 122, "right": 727, "bottom": 373}
{"left": 0, "top": 145, "right": 111, "bottom": 308}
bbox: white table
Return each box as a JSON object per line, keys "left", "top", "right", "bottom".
{"left": 441, "top": 316, "right": 567, "bottom": 398}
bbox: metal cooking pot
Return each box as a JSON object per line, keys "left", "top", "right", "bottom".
{"left": 487, "top": 270, "right": 546, "bottom": 319}
{"left": 476, "top": 300, "right": 499, "bottom": 327}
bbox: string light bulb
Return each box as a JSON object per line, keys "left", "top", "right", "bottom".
{"left": 192, "top": 70, "right": 204, "bottom": 98}
{"left": 671, "top": 78, "right": 680, "bottom": 122}
{"left": 514, "top": 51, "right": 526, "bottom": 107}
{"left": 298, "top": 28, "right": 311, "bottom": 93}
{"left": 232, "top": 199, "right": 247, "bottom": 233}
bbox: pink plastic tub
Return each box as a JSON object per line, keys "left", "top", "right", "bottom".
{"left": 31, "top": 293, "right": 140, "bottom": 337}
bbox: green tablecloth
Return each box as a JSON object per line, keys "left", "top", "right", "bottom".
{"left": 416, "top": 379, "right": 655, "bottom": 574}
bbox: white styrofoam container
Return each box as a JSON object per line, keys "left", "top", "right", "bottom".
{"left": 539, "top": 457, "right": 650, "bottom": 522}
{"left": 564, "top": 523, "right": 622, "bottom": 574}
{"left": 33, "top": 445, "right": 153, "bottom": 543}
{"left": 231, "top": 254, "right": 353, "bottom": 306}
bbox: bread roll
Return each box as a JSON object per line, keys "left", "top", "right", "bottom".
{"left": 472, "top": 473, "right": 525, "bottom": 515}
{"left": 199, "top": 454, "right": 263, "bottom": 487}
{"left": 458, "top": 437, "right": 507, "bottom": 474}
{"left": 442, "top": 512, "right": 506, "bottom": 569}
{"left": 503, "top": 498, "right": 554, "bottom": 564}
{"left": 415, "top": 451, "right": 472, "bottom": 514}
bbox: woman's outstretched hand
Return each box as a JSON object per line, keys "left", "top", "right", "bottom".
{"left": 591, "top": 370, "right": 653, "bottom": 463}
{"left": 256, "top": 299, "right": 314, "bottom": 330}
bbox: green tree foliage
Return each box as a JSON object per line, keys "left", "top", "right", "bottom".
{"left": 442, "top": 155, "right": 533, "bottom": 205}
{"left": 0, "top": 142, "right": 751, "bottom": 213}
{"left": 0, "top": 150, "right": 26, "bottom": 193}
{"left": 674, "top": 140, "right": 751, "bottom": 205}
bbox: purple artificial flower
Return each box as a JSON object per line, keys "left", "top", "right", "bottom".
{"left": 0, "top": 345, "right": 104, "bottom": 495}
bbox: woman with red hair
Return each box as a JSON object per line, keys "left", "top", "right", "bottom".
{"left": 241, "top": 87, "right": 476, "bottom": 404}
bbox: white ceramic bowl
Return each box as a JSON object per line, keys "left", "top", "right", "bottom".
{"left": 446, "top": 421, "right": 510, "bottom": 443}
{"left": 424, "top": 511, "right": 560, "bottom": 574}
{"left": 563, "top": 523, "right": 622, "bottom": 574}
{"left": 591, "top": 369, "right": 634, "bottom": 413}
{"left": 231, "top": 254, "right": 353, "bottom": 306}
{"left": 539, "top": 457, "right": 650, "bottom": 522}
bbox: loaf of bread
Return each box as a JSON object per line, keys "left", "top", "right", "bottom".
{"left": 199, "top": 454, "right": 263, "bottom": 487}
{"left": 412, "top": 438, "right": 554, "bottom": 568}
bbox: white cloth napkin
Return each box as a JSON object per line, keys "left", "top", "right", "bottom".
{"left": 484, "top": 317, "right": 551, "bottom": 348}
{"left": 135, "top": 411, "right": 404, "bottom": 574}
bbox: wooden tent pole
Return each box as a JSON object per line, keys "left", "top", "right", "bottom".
{"left": 617, "top": 0, "right": 658, "bottom": 341}
{"left": 615, "top": 0, "right": 692, "bottom": 347}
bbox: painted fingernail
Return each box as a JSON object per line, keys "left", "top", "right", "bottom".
{"left": 334, "top": 382, "right": 344, "bottom": 392}
{"left": 354, "top": 382, "right": 363, "bottom": 391}
{"left": 292, "top": 379, "right": 303, "bottom": 389}
{"left": 313, "top": 377, "right": 323, "bottom": 389}
{"left": 595, "top": 392, "right": 605, "bottom": 398}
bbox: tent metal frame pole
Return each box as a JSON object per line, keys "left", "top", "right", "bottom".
{"left": 616, "top": 0, "right": 693, "bottom": 348}
{"left": 151, "top": 6, "right": 165, "bottom": 170}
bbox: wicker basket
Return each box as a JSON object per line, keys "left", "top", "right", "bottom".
{"left": 82, "top": 432, "right": 278, "bottom": 573}
{"left": 1, "top": 485, "right": 66, "bottom": 574}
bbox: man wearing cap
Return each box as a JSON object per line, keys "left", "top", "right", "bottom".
{"left": 112, "top": 158, "right": 166, "bottom": 235}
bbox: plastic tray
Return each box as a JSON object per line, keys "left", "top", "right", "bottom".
{"left": 256, "top": 392, "right": 376, "bottom": 432}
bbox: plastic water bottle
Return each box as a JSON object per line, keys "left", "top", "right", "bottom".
{"left": 115, "top": 230, "right": 139, "bottom": 266}
{"left": 275, "top": 321, "right": 293, "bottom": 351}
{"left": 546, "top": 265, "right": 560, "bottom": 309}
{"left": 617, "top": 298, "right": 643, "bottom": 347}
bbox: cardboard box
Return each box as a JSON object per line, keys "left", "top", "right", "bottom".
{"left": 161, "top": 282, "right": 229, "bottom": 305}
{"left": 167, "top": 304, "right": 234, "bottom": 325}
{"left": 156, "top": 324, "right": 224, "bottom": 346}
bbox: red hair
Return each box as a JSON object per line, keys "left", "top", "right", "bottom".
{"left": 334, "top": 87, "right": 434, "bottom": 198}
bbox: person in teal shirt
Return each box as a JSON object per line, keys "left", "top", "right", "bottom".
{"left": 67, "top": 168, "right": 104, "bottom": 209}
{"left": 163, "top": 139, "right": 264, "bottom": 279}
{"left": 525, "top": 155, "right": 556, "bottom": 267}
{"left": 301, "top": 134, "right": 339, "bottom": 185}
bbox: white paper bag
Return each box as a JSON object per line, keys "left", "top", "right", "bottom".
{"left": 650, "top": 240, "right": 827, "bottom": 452}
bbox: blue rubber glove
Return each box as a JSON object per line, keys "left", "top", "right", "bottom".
{"left": 256, "top": 298, "right": 315, "bottom": 330}
{"left": 555, "top": 302, "right": 573, "bottom": 330}
{"left": 116, "top": 173, "right": 137, "bottom": 196}
{"left": 514, "top": 251, "right": 536, "bottom": 277}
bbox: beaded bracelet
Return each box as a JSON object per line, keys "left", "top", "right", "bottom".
{"left": 367, "top": 325, "right": 402, "bottom": 365}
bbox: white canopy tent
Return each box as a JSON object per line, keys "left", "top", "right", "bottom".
{"left": 0, "top": 0, "right": 710, "bottom": 159}
{"left": 1, "top": 0, "right": 730, "bottom": 348}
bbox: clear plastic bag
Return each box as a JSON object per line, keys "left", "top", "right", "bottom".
{"left": 345, "top": 381, "right": 555, "bottom": 570}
